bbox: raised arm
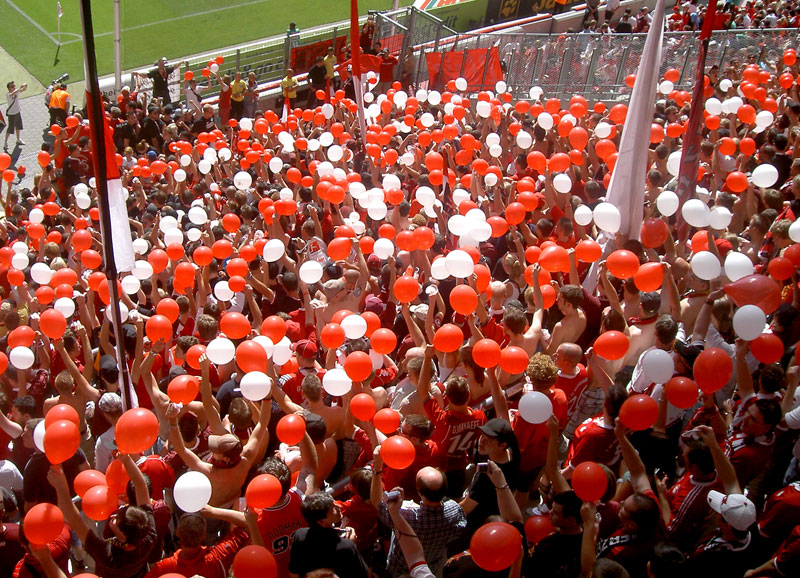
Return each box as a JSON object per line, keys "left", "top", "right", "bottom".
{"left": 47, "top": 466, "right": 91, "bottom": 543}
{"left": 198, "top": 354, "right": 226, "bottom": 435}
{"left": 120, "top": 453, "right": 150, "bottom": 506}
{"left": 167, "top": 404, "right": 212, "bottom": 475}
{"left": 614, "top": 419, "right": 651, "bottom": 495}
{"left": 417, "top": 344, "right": 435, "bottom": 401}
{"left": 486, "top": 460, "right": 523, "bottom": 523}
{"left": 545, "top": 415, "right": 571, "bottom": 493}
{"left": 697, "top": 425, "right": 741, "bottom": 494}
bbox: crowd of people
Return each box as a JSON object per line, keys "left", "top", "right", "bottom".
{"left": 0, "top": 8, "right": 800, "bottom": 578}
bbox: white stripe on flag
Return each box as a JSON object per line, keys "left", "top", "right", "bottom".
{"left": 107, "top": 179, "right": 136, "bottom": 272}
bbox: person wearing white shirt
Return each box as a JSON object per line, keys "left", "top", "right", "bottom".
{"left": 4, "top": 80, "right": 27, "bottom": 150}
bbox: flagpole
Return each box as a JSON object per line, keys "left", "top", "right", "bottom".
{"left": 350, "top": 0, "right": 368, "bottom": 148}
{"left": 79, "top": 0, "right": 134, "bottom": 410}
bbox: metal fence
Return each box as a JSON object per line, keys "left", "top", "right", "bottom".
{"left": 128, "top": 7, "right": 800, "bottom": 108}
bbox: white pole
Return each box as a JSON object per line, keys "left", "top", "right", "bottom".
{"left": 57, "top": 14, "right": 61, "bottom": 45}
{"left": 114, "top": 0, "right": 122, "bottom": 91}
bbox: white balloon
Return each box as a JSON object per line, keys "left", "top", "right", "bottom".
{"left": 323, "top": 368, "right": 352, "bottom": 396}
{"left": 267, "top": 157, "right": 282, "bottom": 174}
{"left": 173, "top": 169, "right": 187, "bottom": 183}
{"left": 209, "top": 62, "right": 219, "bottom": 74}
{"left": 455, "top": 77, "right": 468, "bottom": 91}
{"left": 471, "top": 220, "right": 493, "bottom": 243}
{"left": 489, "top": 144, "right": 503, "bottom": 158}
{"left": 516, "top": 131, "right": 533, "bottom": 149}
{"left": 705, "top": 98, "right": 723, "bottom": 115}
{"left": 29, "top": 208, "right": 44, "bottom": 224}
{"left": 709, "top": 206, "right": 733, "bottom": 230}
{"left": 724, "top": 251, "right": 754, "bottom": 281}
{"left": 369, "top": 349, "right": 385, "bottom": 370}
{"left": 11, "top": 253, "right": 28, "bottom": 270}
{"left": 518, "top": 391, "right": 553, "bottom": 424}
{"left": 416, "top": 186, "right": 436, "bottom": 206}
{"left": 188, "top": 206, "right": 208, "bottom": 225}
{"left": 262, "top": 239, "right": 285, "bottom": 262}
{"left": 341, "top": 315, "right": 367, "bottom": 339}
{"left": 203, "top": 147, "right": 217, "bottom": 162}
{"left": 233, "top": 171, "right": 252, "bottom": 190}
{"left": 307, "top": 139, "right": 321, "bottom": 152}
{"left": 486, "top": 133, "right": 501, "bottom": 146}
{"left": 373, "top": 238, "right": 394, "bottom": 260}
{"left": 174, "top": 471, "right": 212, "bottom": 513}
{"left": 484, "top": 173, "right": 498, "bottom": 187}
{"left": 593, "top": 202, "right": 621, "bottom": 233}
{"left": 682, "top": 199, "right": 711, "bottom": 228}
{"left": 107, "top": 302, "right": 129, "bottom": 323}
{"left": 238, "top": 117, "right": 253, "bottom": 131}
{"left": 790, "top": 219, "right": 800, "bottom": 243}
{"left": 327, "top": 145, "right": 343, "bottom": 162}
{"left": 574, "top": 205, "right": 593, "bottom": 226}
{"left": 74, "top": 183, "right": 89, "bottom": 195}
{"left": 131, "top": 259, "right": 154, "bottom": 280}
{"left": 121, "top": 275, "right": 141, "bottom": 295}
{"left": 321, "top": 103, "right": 334, "bottom": 119}
{"left": 197, "top": 159, "right": 212, "bottom": 175}
{"left": 132, "top": 238, "right": 149, "bottom": 255}
{"left": 253, "top": 335, "right": 274, "bottom": 359}
{"left": 240, "top": 372, "right": 272, "bottom": 401}
{"left": 76, "top": 193, "right": 92, "bottom": 210}
{"left": 159, "top": 215, "right": 178, "bottom": 233}
{"left": 445, "top": 250, "right": 474, "bottom": 278}
{"left": 12, "top": 241, "right": 26, "bottom": 254}
{"left": 55, "top": 297, "right": 75, "bottom": 318}
{"left": 756, "top": 110, "right": 774, "bottom": 129}
{"left": 214, "top": 280, "right": 234, "bottom": 302}
{"left": 537, "top": 112, "right": 553, "bottom": 130}
{"left": 659, "top": 80, "right": 674, "bottom": 95}
{"left": 163, "top": 228, "right": 183, "bottom": 246}
{"left": 9, "top": 346, "right": 34, "bottom": 369}
{"left": 33, "top": 420, "right": 46, "bottom": 452}
{"left": 691, "top": 251, "right": 721, "bottom": 281}
{"left": 30, "top": 263, "right": 53, "bottom": 285}
{"left": 367, "top": 202, "right": 388, "bottom": 221}
{"left": 752, "top": 164, "right": 779, "bottom": 188}
{"left": 299, "top": 261, "right": 323, "bottom": 284}
{"left": 218, "top": 148, "right": 232, "bottom": 162}
{"left": 272, "top": 336, "right": 292, "bottom": 366}
{"left": 180, "top": 154, "right": 192, "bottom": 167}
{"left": 420, "top": 113, "right": 435, "bottom": 128}
{"left": 656, "top": 190, "right": 680, "bottom": 217}
{"left": 278, "top": 131, "right": 295, "bottom": 148}
{"left": 495, "top": 80, "right": 507, "bottom": 94}
{"left": 430, "top": 256, "right": 450, "bottom": 280}
{"left": 720, "top": 78, "right": 733, "bottom": 92}
{"left": 642, "top": 349, "right": 674, "bottom": 384}
{"left": 553, "top": 173, "right": 572, "bottom": 194}
{"left": 187, "top": 227, "right": 202, "bottom": 242}
{"left": 452, "top": 188, "right": 470, "bottom": 208}
{"left": 206, "top": 337, "right": 235, "bottom": 365}
{"left": 427, "top": 90, "right": 442, "bottom": 106}
{"left": 733, "top": 305, "right": 767, "bottom": 341}
{"left": 594, "top": 122, "right": 612, "bottom": 139}
{"left": 476, "top": 101, "right": 492, "bottom": 118}
{"left": 666, "top": 150, "right": 682, "bottom": 176}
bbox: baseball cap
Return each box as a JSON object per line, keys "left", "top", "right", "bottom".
{"left": 707, "top": 490, "right": 756, "bottom": 531}
{"left": 292, "top": 339, "right": 318, "bottom": 358}
{"left": 322, "top": 278, "right": 346, "bottom": 299}
{"left": 478, "top": 418, "right": 515, "bottom": 444}
{"left": 409, "top": 303, "right": 428, "bottom": 321}
{"left": 208, "top": 433, "right": 243, "bottom": 455}
{"left": 98, "top": 392, "right": 123, "bottom": 414}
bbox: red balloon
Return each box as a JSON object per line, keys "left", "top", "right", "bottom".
{"left": 222, "top": 213, "right": 241, "bottom": 233}
{"left": 505, "top": 202, "right": 527, "bottom": 225}
{"left": 186, "top": 344, "right": 207, "bottom": 370}
{"left": 634, "top": 262, "right": 664, "bottom": 292}
{"left": 221, "top": 312, "right": 251, "bottom": 340}
{"left": 607, "top": 250, "right": 640, "bottom": 279}
{"left": 276, "top": 414, "right": 306, "bottom": 445}
{"left": 470, "top": 522, "right": 522, "bottom": 571}
{"left": 724, "top": 274, "right": 782, "bottom": 315}
{"left": 640, "top": 218, "right": 669, "bottom": 248}
{"left": 145, "top": 314, "right": 173, "bottom": 343}
{"left": 473, "top": 338, "right": 502, "bottom": 368}
{"left": 261, "top": 316, "right": 287, "bottom": 342}
{"left": 74, "top": 469, "right": 107, "bottom": 499}
{"left": 327, "top": 238, "right": 352, "bottom": 261}
{"left": 71, "top": 229, "right": 93, "bottom": 252}
{"left": 321, "top": 323, "right": 346, "bottom": 349}
{"left": 236, "top": 340, "right": 268, "bottom": 374}
{"left": 44, "top": 403, "right": 80, "bottom": 429}
{"left": 393, "top": 276, "right": 420, "bottom": 304}
{"left": 370, "top": 328, "right": 397, "bottom": 354}
{"left": 693, "top": 348, "right": 733, "bottom": 394}
{"left": 381, "top": 435, "right": 416, "bottom": 469}
{"left": 524, "top": 515, "right": 555, "bottom": 545}
{"left": 105, "top": 459, "right": 130, "bottom": 495}
{"left": 212, "top": 240, "right": 234, "bottom": 260}
{"left": 232, "top": 545, "right": 278, "bottom": 578}
{"left": 433, "top": 324, "right": 464, "bottom": 353}
{"left": 539, "top": 245, "right": 569, "bottom": 273}
{"left": 23, "top": 503, "right": 64, "bottom": 545}
{"left": 167, "top": 374, "right": 200, "bottom": 404}
{"left": 148, "top": 249, "right": 169, "bottom": 273}
{"left": 750, "top": 333, "right": 784, "bottom": 365}
{"left": 344, "top": 351, "right": 373, "bottom": 382}
{"left": 246, "top": 474, "right": 283, "bottom": 509}
{"left": 44, "top": 420, "right": 80, "bottom": 464}
{"left": 80, "top": 249, "right": 102, "bottom": 269}
{"left": 193, "top": 246, "right": 214, "bottom": 266}
{"left": 350, "top": 393, "right": 377, "bottom": 421}
{"left": 726, "top": 171, "right": 749, "bottom": 193}
{"left": 664, "top": 377, "right": 699, "bottom": 409}
{"left": 768, "top": 256, "right": 794, "bottom": 281}
{"left": 115, "top": 408, "right": 159, "bottom": 454}
{"left": 594, "top": 331, "right": 629, "bottom": 360}
{"left": 82, "top": 485, "right": 118, "bottom": 521}
{"left": 156, "top": 298, "right": 180, "bottom": 323}
{"left": 499, "top": 346, "right": 529, "bottom": 374}
{"left": 40, "top": 309, "right": 67, "bottom": 340}
{"left": 373, "top": 408, "right": 401, "bottom": 434}
{"left": 572, "top": 461, "right": 608, "bottom": 501}
{"left": 575, "top": 239, "right": 601, "bottom": 263}
{"left": 449, "top": 285, "right": 478, "bottom": 315}
{"left": 619, "top": 394, "right": 659, "bottom": 431}
{"left": 8, "top": 325, "right": 36, "bottom": 348}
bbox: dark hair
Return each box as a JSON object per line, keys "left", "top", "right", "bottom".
{"left": 176, "top": 513, "right": 206, "bottom": 548}
{"left": 403, "top": 414, "right": 433, "bottom": 440}
{"left": 755, "top": 398, "right": 782, "bottom": 428}
{"left": 684, "top": 438, "right": 715, "bottom": 475}
{"left": 553, "top": 490, "right": 583, "bottom": 525}
{"left": 116, "top": 506, "right": 153, "bottom": 544}
{"left": 627, "top": 493, "right": 660, "bottom": 536}
{"left": 302, "top": 374, "right": 323, "bottom": 402}
{"left": 559, "top": 285, "right": 584, "bottom": 308}
{"left": 503, "top": 307, "right": 527, "bottom": 335}
{"left": 301, "top": 492, "right": 335, "bottom": 525}
{"left": 649, "top": 543, "right": 685, "bottom": 578}
{"left": 758, "top": 364, "right": 785, "bottom": 394}
{"left": 349, "top": 468, "right": 373, "bottom": 501}
{"left": 593, "top": 559, "right": 631, "bottom": 578}
{"left": 12, "top": 395, "right": 36, "bottom": 417}
{"left": 444, "top": 376, "right": 471, "bottom": 407}
{"left": 640, "top": 292, "right": 661, "bottom": 315}
{"left": 605, "top": 384, "right": 628, "bottom": 419}
{"left": 655, "top": 314, "right": 678, "bottom": 344}
{"left": 126, "top": 473, "right": 152, "bottom": 505}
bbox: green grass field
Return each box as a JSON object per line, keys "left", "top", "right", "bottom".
{"left": 0, "top": 0, "right": 407, "bottom": 88}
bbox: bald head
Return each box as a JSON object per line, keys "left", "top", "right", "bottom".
{"left": 557, "top": 343, "right": 582, "bottom": 364}
{"left": 416, "top": 466, "right": 447, "bottom": 503}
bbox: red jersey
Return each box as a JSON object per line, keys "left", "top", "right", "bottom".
{"left": 774, "top": 524, "right": 800, "bottom": 577}
{"left": 137, "top": 455, "right": 175, "bottom": 500}
{"left": 567, "top": 416, "right": 621, "bottom": 472}
{"left": 666, "top": 473, "right": 720, "bottom": 550}
{"left": 257, "top": 487, "right": 307, "bottom": 577}
{"left": 279, "top": 367, "right": 327, "bottom": 405}
{"left": 512, "top": 388, "right": 568, "bottom": 471}
{"left": 556, "top": 365, "right": 588, "bottom": 420}
{"left": 725, "top": 430, "right": 775, "bottom": 489}
{"left": 759, "top": 482, "right": 800, "bottom": 541}
{"left": 144, "top": 527, "right": 249, "bottom": 578}
{"left": 338, "top": 494, "right": 378, "bottom": 552}
{"left": 423, "top": 397, "right": 486, "bottom": 471}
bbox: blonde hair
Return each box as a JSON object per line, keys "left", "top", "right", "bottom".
{"left": 525, "top": 353, "right": 559, "bottom": 388}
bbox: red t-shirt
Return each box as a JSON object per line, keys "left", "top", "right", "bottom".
{"left": 137, "top": 455, "right": 176, "bottom": 501}
{"left": 567, "top": 415, "right": 621, "bottom": 472}
{"left": 726, "top": 430, "right": 775, "bottom": 488}
{"left": 759, "top": 482, "right": 800, "bottom": 541}
{"left": 665, "top": 472, "right": 720, "bottom": 548}
{"left": 279, "top": 368, "right": 327, "bottom": 405}
{"left": 338, "top": 494, "right": 378, "bottom": 551}
{"left": 144, "top": 527, "right": 249, "bottom": 578}
{"left": 774, "top": 524, "right": 800, "bottom": 577}
{"left": 512, "top": 388, "right": 568, "bottom": 471}
{"left": 423, "top": 397, "right": 486, "bottom": 471}
{"left": 556, "top": 365, "right": 588, "bottom": 420}
{"left": 257, "top": 487, "right": 307, "bottom": 577}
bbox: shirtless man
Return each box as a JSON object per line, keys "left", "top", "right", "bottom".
{"left": 544, "top": 285, "right": 587, "bottom": 356}
{"left": 317, "top": 239, "right": 370, "bottom": 325}
{"left": 167, "top": 390, "right": 270, "bottom": 507}
{"left": 48, "top": 337, "right": 101, "bottom": 434}
{"left": 301, "top": 374, "right": 344, "bottom": 437}
{"left": 622, "top": 291, "right": 662, "bottom": 368}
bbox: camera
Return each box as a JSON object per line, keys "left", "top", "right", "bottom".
{"left": 384, "top": 490, "right": 401, "bottom": 502}
{"left": 51, "top": 73, "right": 69, "bottom": 86}
{"left": 477, "top": 462, "right": 490, "bottom": 474}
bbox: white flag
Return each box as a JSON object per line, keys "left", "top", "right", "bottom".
{"left": 57, "top": 2, "right": 63, "bottom": 18}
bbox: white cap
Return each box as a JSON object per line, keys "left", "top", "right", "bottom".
{"left": 707, "top": 490, "right": 756, "bottom": 531}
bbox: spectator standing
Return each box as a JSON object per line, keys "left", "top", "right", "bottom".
{"left": 307, "top": 57, "right": 328, "bottom": 106}
{"left": 324, "top": 47, "right": 338, "bottom": 94}
{"left": 135, "top": 57, "right": 185, "bottom": 105}
{"left": 4, "top": 81, "right": 26, "bottom": 150}
{"left": 48, "top": 82, "right": 70, "bottom": 127}
{"left": 229, "top": 71, "right": 246, "bottom": 121}
{"left": 378, "top": 49, "right": 399, "bottom": 94}
{"left": 244, "top": 72, "right": 259, "bottom": 117}
{"left": 216, "top": 73, "right": 232, "bottom": 127}
{"left": 401, "top": 47, "right": 416, "bottom": 92}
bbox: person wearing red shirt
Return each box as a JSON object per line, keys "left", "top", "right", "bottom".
{"left": 144, "top": 514, "right": 249, "bottom": 578}
{"left": 553, "top": 343, "right": 589, "bottom": 421}
{"left": 759, "top": 481, "right": 800, "bottom": 551}
{"left": 725, "top": 399, "right": 782, "bottom": 490}
{"left": 418, "top": 345, "right": 487, "bottom": 497}
{"left": 381, "top": 415, "right": 439, "bottom": 503}
{"left": 278, "top": 339, "right": 326, "bottom": 405}
{"left": 565, "top": 383, "right": 628, "bottom": 475}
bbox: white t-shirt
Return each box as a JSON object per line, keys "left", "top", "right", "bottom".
{"left": 6, "top": 91, "right": 20, "bottom": 115}
{"left": 0, "top": 459, "right": 23, "bottom": 491}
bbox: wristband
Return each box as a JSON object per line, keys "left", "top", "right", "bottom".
{"left": 495, "top": 484, "right": 510, "bottom": 491}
